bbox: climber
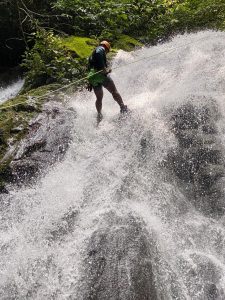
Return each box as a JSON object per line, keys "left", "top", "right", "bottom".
{"left": 87, "top": 40, "right": 128, "bottom": 119}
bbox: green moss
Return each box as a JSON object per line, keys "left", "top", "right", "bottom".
{"left": 61, "top": 36, "right": 98, "bottom": 58}
{"left": 0, "top": 108, "right": 30, "bottom": 161}
{"left": 60, "top": 34, "right": 143, "bottom": 72}
{"left": 113, "top": 34, "right": 143, "bottom": 52}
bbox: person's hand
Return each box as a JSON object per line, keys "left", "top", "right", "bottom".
{"left": 86, "top": 83, "right": 93, "bottom": 92}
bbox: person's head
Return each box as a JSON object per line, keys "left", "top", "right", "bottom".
{"left": 100, "top": 41, "right": 111, "bottom": 53}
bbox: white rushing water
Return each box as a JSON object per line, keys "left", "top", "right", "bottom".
{"left": 1, "top": 31, "right": 225, "bottom": 299}
{"left": 0, "top": 79, "right": 24, "bottom": 104}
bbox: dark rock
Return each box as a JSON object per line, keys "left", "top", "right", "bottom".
{"left": 178, "top": 252, "right": 224, "bottom": 299}
{"left": 202, "top": 123, "right": 218, "bottom": 134}
{"left": 0, "top": 128, "right": 5, "bottom": 144}
{"left": 196, "top": 164, "right": 225, "bottom": 191}
{"left": 171, "top": 103, "right": 201, "bottom": 131}
{"left": 206, "top": 283, "right": 219, "bottom": 300}
{"left": 167, "top": 99, "right": 225, "bottom": 216}
{"left": 9, "top": 101, "right": 76, "bottom": 184}
{"left": 81, "top": 212, "right": 158, "bottom": 300}
{"left": 10, "top": 160, "right": 39, "bottom": 183}
{"left": 47, "top": 208, "right": 78, "bottom": 243}
{"left": 13, "top": 102, "right": 38, "bottom": 112}
{"left": 0, "top": 183, "right": 9, "bottom": 194}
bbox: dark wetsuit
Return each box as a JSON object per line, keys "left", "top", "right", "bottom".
{"left": 88, "top": 46, "right": 107, "bottom": 71}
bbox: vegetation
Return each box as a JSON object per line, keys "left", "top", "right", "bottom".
{"left": 21, "top": 30, "right": 143, "bottom": 89}
{"left": 21, "top": 29, "right": 86, "bottom": 90}
{"left": 1, "top": 0, "right": 225, "bottom": 87}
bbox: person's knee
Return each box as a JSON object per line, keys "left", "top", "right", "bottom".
{"left": 94, "top": 86, "right": 103, "bottom": 98}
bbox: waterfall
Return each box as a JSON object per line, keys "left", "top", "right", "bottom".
{"left": 1, "top": 30, "right": 225, "bottom": 299}
{"left": 0, "top": 78, "right": 24, "bottom": 104}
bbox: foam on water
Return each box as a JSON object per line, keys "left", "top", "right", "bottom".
{"left": 1, "top": 30, "right": 225, "bottom": 299}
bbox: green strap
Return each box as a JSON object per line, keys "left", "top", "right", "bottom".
{"left": 88, "top": 69, "right": 106, "bottom": 87}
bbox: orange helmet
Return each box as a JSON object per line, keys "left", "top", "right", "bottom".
{"left": 100, "top": 40, "right": 111, "bottom": 51}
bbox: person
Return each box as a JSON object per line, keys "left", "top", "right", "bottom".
{"left": 87, "top": 40, "right": 128, "bottom": 119}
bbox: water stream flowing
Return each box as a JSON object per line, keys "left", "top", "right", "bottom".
{"left": 1, "top": 30, "right": 225, "bottom": 299}
{"left": 0, "top": 78, "right": 24, "bottom": 104}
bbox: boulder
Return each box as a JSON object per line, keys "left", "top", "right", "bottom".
{"left": 81, "top": 212, "right": 158, "bottom": 300}
{"left": 167, "top": 99, "right": 225, "bottom": 216}
{"left": 9, "top": 101, "right": 76, "bottom": 184}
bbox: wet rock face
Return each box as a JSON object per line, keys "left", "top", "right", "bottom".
{"left": 178, "top": 252, "right": 225, "bottom": 300}
{"left": 167, "top": 100, "right": 225, "bottom": 215}
{"left": 9, "top": 101, "right": 76, "bottom": 184}
{"left": 81, "top": 213, "right": 158, "bottom": 300}
{"left": 47, "top": 208, "right": 78, "bottom": 243}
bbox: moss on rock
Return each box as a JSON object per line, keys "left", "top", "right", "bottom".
{"left": 61, "top": 35, "right": 143, "bottom": 61}
{"left": 61, "top": 36, "right": 98, "bottom": 58}
{"left": 0, "top": 83, "right": 63, "bottom": 189}
{"left": 113, "top": 34, "right": 143, "bottom": 52}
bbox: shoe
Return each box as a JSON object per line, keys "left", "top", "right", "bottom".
{"left": 120, "top": 105, "right": 128, "bottom": 113}
{"left": 97, "top": 112, "right": 103, "bottom": 123}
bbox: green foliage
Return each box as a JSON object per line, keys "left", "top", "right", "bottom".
{"left": 4, "top": 0, "right": 225, "bottom": 90}
{"left": 53, "top": 0, "right": 129, "bottom": 36}
{"left": 52, "top": 0, "right": 161, "bottom": 37}
{"left": 2, "top": 0, "right": 225, "bottom": 68}
{"left": 21, "top": 28, "right": 85, "bottom": 89}
{"left": 156, "top": 0, "right": 225, "bottom": 37}
{"left": 52, "top": 0, "right": 225, "bottom": 41}
{"left": 21, "top": 29, "right": 142, "bottom": 89}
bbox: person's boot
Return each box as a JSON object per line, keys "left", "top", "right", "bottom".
{"left": 97, "top": 112, "right": 103, "bottom": 123}
{"left": 120, "top": 105, "right": 128, "bottom": 113}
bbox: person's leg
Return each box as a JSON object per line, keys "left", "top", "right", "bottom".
{"left": 103, "top": 77, "right": 126, "bottom": 110}
{"left": 93, "top": 85, "right": 103, "bottom": 114}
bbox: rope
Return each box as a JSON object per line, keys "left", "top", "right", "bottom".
{"left": 0, "top": 35, "right": 206, "bottom": 111}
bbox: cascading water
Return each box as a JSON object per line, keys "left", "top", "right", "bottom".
{"left": 0, "top": 78, "right": 24, "bottom": 104}
{"left": 1, "top": 30, "right": 225, "bottom": 299}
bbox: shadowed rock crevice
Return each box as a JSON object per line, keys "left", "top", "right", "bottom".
{"left": 167, "top": 99, "right": 225, "bottom": 215}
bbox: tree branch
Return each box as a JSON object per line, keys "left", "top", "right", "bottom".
{"left": 16, "top": 0, "right": 28, "bottom": 47}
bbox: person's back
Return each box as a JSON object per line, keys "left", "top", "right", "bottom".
{"left": 88, "top": 46, "right": 107, "bottom": 71}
